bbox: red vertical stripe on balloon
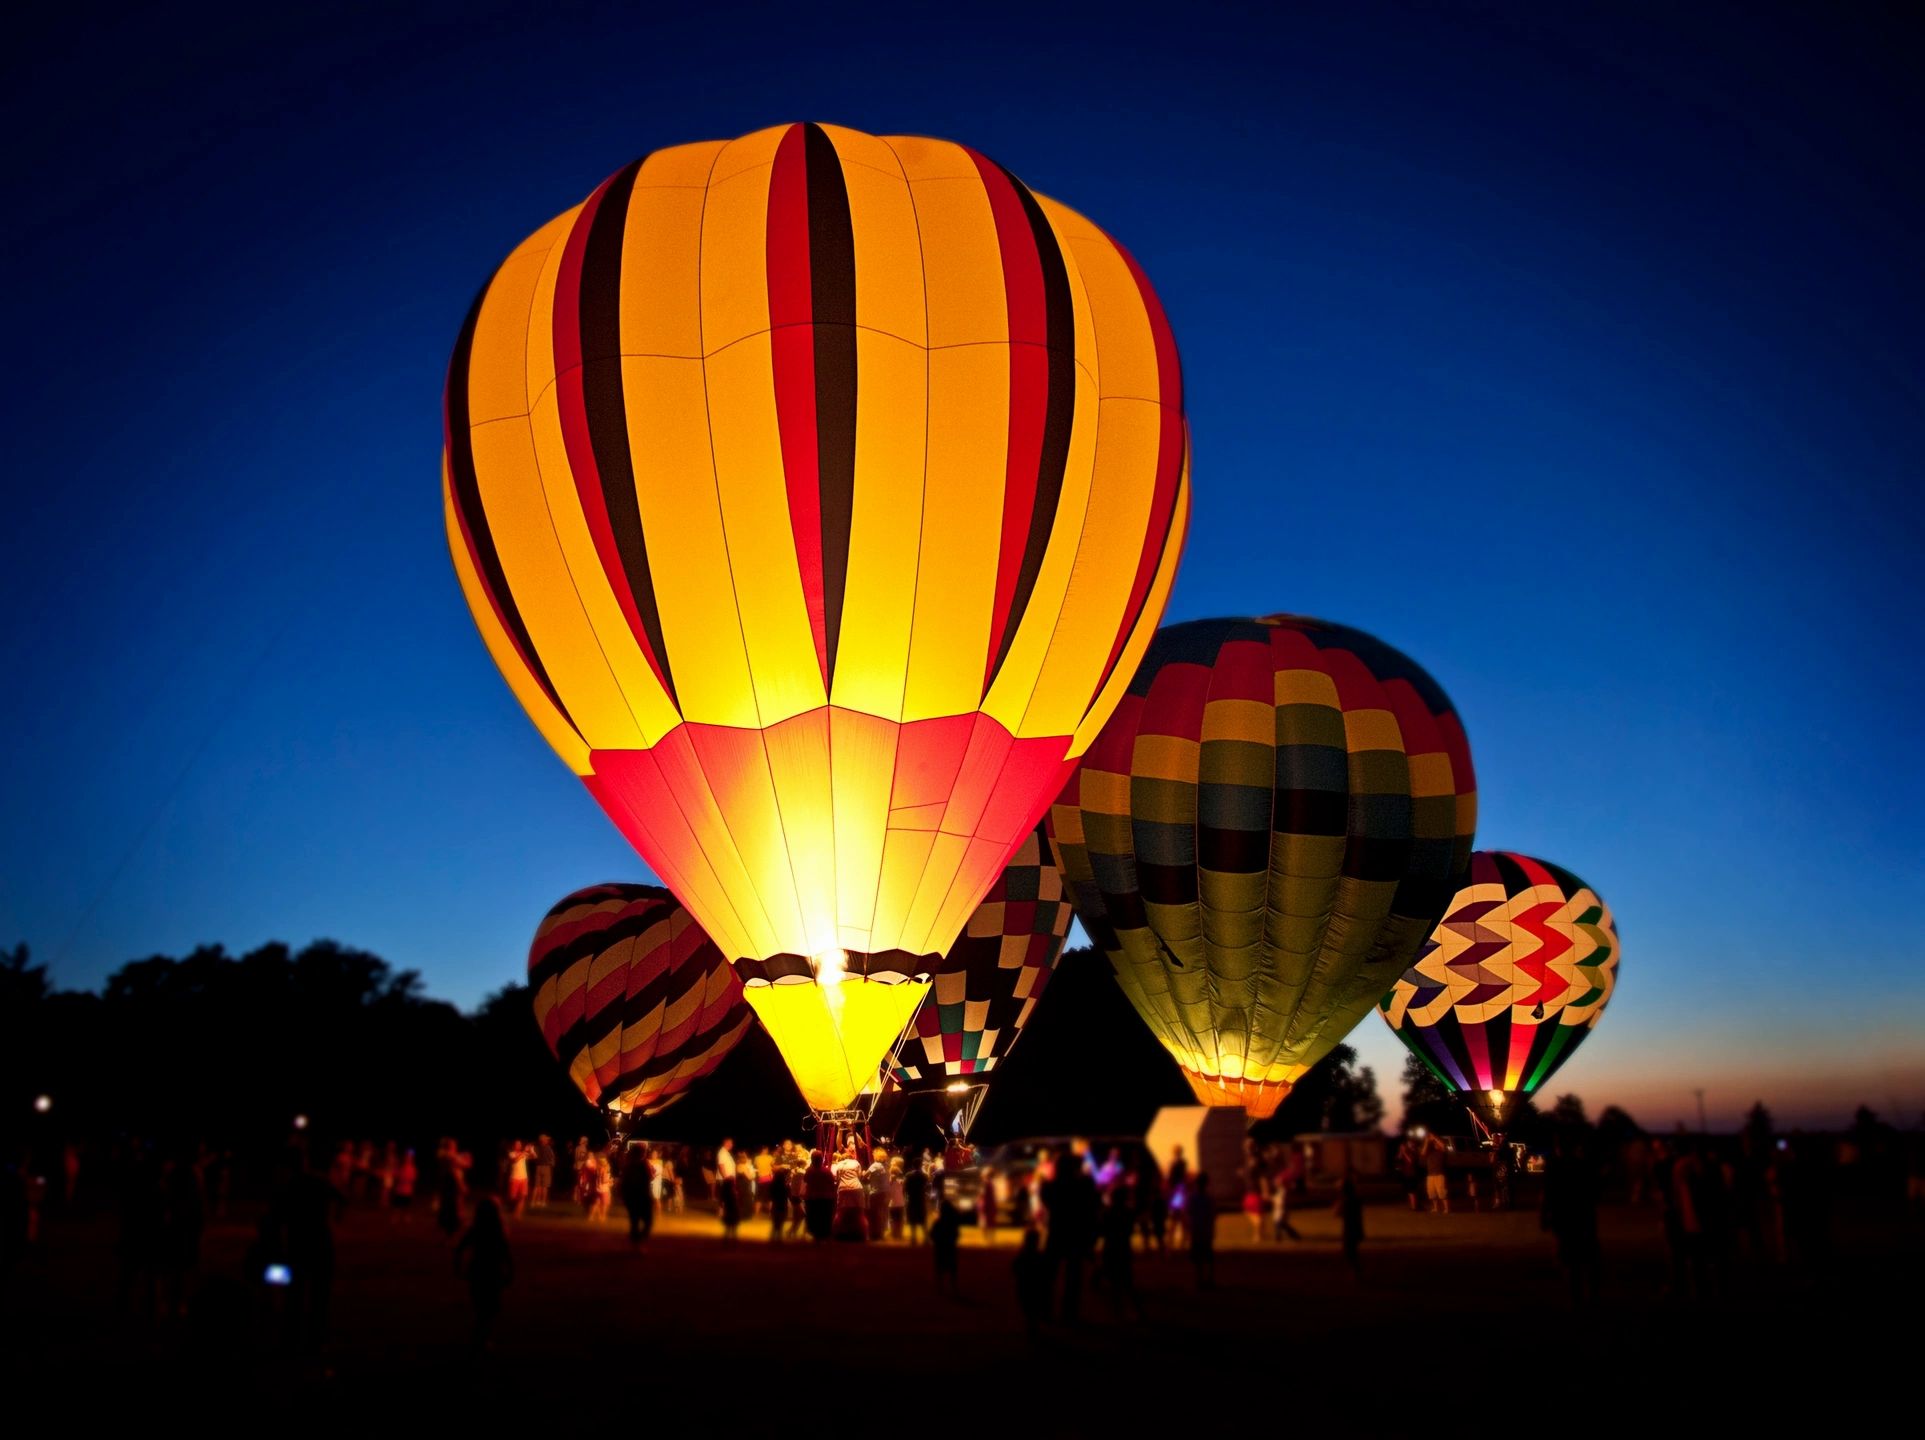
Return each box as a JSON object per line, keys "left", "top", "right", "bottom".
{"left": 1504, "top": 1020, "right": 1537, "bottom": 1091}
{"left": 1463, "top": 1025, "right": 1494, "bottom": 1092}
{"left": 549, "top": 172, "right": 676, "bottom": 699}
{"left": 766, "top": 124, "right": 830, "bottom": 685}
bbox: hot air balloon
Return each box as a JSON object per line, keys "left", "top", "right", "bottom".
{"left": 1049, "top": 616, "right": 1477, "bottom": 1120}
{"left": 529, "top": 883, "right": 754, "bottom": 1115}
{"left": 448, "top": 123, "right": 1188, "bottom": 1111}
{"left": 1379, "top": 851, "right": 1618, "bottom": 1121}
{"left": 889, "top": 824, "right": 1073, "bottom": 1134}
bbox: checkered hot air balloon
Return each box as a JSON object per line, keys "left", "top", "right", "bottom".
{"left": 1049, "top": 616, "right": 1478, "bottom": 1120}
{"left": 529, "top": 884, "right": 754, "bottom": 1116}
{"left": 892, "top": 825, "right": 1072, "bottom": 1088}
{"left": 1379, "top": 851, "right": 1618, "bottom": 1113}
{"left": 448, "top": 123, "right": 1188, "bottom": 1112}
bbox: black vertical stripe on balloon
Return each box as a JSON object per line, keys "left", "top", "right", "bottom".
{"left": 803, "top": 123, "right": 857, "bottom": 685}
{"left": 446, "top": 284, "right": 578, "bottom": 731}
{"left": 577, "top": 157, "right": 679, "bottom": 706}
{"left": 1489, "top": 852, "right": 1532, "bottom": 896}
{"left": 988, "top": 168, "right": 1076, "bottom": 687}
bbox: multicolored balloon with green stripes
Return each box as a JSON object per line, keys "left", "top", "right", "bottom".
{"left": 1379, "top": 851, "right": 1618, "bottom": 1107}
{"left": 1048, "top": 615, "right": 1478, "bottom": 1120}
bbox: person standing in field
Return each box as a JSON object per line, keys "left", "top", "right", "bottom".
{"left": 531, "top": 1135, "right": 554, "bottom": 1211}
{"left": 1423, "top": 1133, "right": 1451, "bottom": 1214}
{"left": 621, "top": 1144, "right": 655, "bottom": 1247}
{"left": 931, "top": 1198, "right": 962, "bottom": 1296}
{"left": 1334, "top": 1169, "right": 1364, "bottom": 1279}
{"left": 1188, "top": 1172, "right": 1217, "bottom": 1290}
{"left": 715, "top": 1139, "right": 740, "bottom": 1244}
{"left": 505, "top": 1139, "right": 532, "bottom": 1217}
{"left": 454, "top": 1195, "right": 513, "bottom": 1351}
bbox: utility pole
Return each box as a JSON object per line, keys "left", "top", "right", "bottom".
{"left": 1692, "top": 1087, "right": 1708, "bottom": 1135}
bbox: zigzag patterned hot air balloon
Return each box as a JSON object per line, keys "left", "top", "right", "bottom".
{"left": 893, "top": 825, "right": 1072, "bottom": 1088}
{"left": 1379, "top": 851, "right": 1618, "bottom": 1111}
{"left": 448, "top": 123, "right": 1188, "bottom": 1111}
{"left": 530, "top": 883, "right": 754, "bottom": 1115}
{"left": 1050, "top": 616, "right": 1477, "bottom": 1120}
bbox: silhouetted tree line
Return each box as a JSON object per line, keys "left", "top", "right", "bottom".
{"left": 3, "top": 939, "right": 1417, "bottom": 1168}
{"left": 0, "top": 940, "right": 596, "bottom": 1172}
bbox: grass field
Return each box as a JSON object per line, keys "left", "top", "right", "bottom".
{"left": 5, "top": 1192, "right": 1916, "bottom": 1422}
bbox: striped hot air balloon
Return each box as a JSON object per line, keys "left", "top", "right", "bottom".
{"left": 892, "top": 825, "right": 1073, "bottom": 1088}
{"left": 1050, "top": 616, "right": 1477, "bottom": 1120}
{"left": 529, "top": 883, "right": 753, "bottom": 1115}
{"left": 448, "top": 123, "right": 1188, "bottom": 1111}
{"left": 1379, "top": 851, "right": 1618, "bottom": 1115}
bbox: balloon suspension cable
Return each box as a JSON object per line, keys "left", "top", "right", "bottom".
{"left": 1466, "top": 1105, "right": 1498, "bottom": 1144}
{"left": 953, "top": 1083, "right": 988, "bottom": 1140}
{"left": 875, "top": 1008, "right": 921, "bottom": 1111}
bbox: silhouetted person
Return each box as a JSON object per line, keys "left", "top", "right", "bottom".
{"left": 621, "top": 1146, "right": 654, "bottom": 1246}
{"left": 1334, "top": 1171, "right": 1364, "bottom": 1280}
{"left": 454, "top": 1195, "right": 514, "bottom": 1351}
{"left": 804, "top": 1150, "right": 835, "bottom": 1241}
{"left": 1488, "top": 1134, "right": 1514, "bottom": 1212}
{"left": 1396, "top": 1135, "right": 1424, "bottom": 1212}
{"left": 116, "top": 1143, "right": 164, "bottom": 1320}
{"left": 273, "top": 1144, "right": 345, "bottom": 1351}
{"left": 159, "top": 1151, "right": 206, "bottom": 1318}
{"left": 1165, "top": 1145, "right": 1191, "bottom": 1249}
{"left": 1099, "top": 1185, "right": 1142, "bottom": 1319}
{"left": 1134, "top": 1155, "right": 1166, "bottom": 1252}
{"left": 931, "top": 1199, "right": 962, "bottom": 1296}
{"left": 904, "top": 1151, "right": 929, "bottom": 1243}
{"left": 1542, "top": 1133, "right": 1601, "bottom": 1306}
{"left": 435, "top": 1140, "right": 464, "bottom": 1237}
{"left": 1670, "top": 1138, "right": 1712, "bottom": 1299}
{"left": 767, "top": 1150, "right": 790, "bottom": 1243}
{"left": 1695, "top": 1141, "right": 1733, "bottom": 1295}
{"left": 1013, "top": 1228, "right": 1050, "bottom": 1333}
{"left": 1732, "top": 1132, "right": 1770, "bottom": 1261}
{"left": 1422, "top": 1133, "right": 1450, "bottom": 1213}
{"left": 1042, "top": 1148, "right": 1099, "bottom": 1323}
{"left": 532, "top": 1134, "right": 555, "bottom": 1210}
{"left": 1189, "top": 1172, "right": 1217, "bottom": 1289}
{"left": 715, "top": 1139, "right": 741, "bottom": 1244}
{"left": 1774, "top": 1136, "right": 1832, "bottom": 1273}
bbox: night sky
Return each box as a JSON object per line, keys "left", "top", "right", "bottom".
{"left": 5, "top": 2, "right": 1920, "bottom": 1129}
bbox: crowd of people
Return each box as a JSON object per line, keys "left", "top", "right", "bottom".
{"left": 5, "top": 1108, "right": 1915, "bottom": 1363}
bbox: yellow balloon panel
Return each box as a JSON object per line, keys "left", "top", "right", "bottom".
{"left": 743, "top": 978, "right": 930, "bottom": 1112}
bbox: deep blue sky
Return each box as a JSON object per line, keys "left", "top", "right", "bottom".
{"left": 5, "top": 2, "right": 1920, "bottom": 1127}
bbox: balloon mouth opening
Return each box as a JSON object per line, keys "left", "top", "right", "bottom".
{"left": 1180, "top": 1068, "right": 1294, "bottom": 1121}
{"left": 733, "top": 950, "right": 935, "bottom": 987}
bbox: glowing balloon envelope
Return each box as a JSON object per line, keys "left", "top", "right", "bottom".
{"left": 449, "top": 123, "right": 1188, "bottom": 1109}
{"left": 892, "top": 824, "right": 1072, "bottom": 1089}
{"left": 1379, "top": 851, "right": 1618, "bottom": 1111}
{"left": 1050, "top": 615, "right": 1477, "bottom": 1119}
{"left": 530, "top": 883, "right": 752, "bottom": 1115}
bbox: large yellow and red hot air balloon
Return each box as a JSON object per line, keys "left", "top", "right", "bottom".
{"left": 447, "top": 124, "right": 1188, "bottom": 1110}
